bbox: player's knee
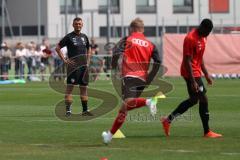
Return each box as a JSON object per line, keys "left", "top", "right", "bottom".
{"left": 80, "top": 95, "right": 88, "bottom": 101}
{"left": 199, "top": 95, "right": 208, "bottom": 103}
{"left": 125, "top": 98, "right": 135, "bottom": 106}
{"left": 189, "top": 97, "right": 198, "bottom": 105}
{"left": 119, "top": 105, "right": 128, "bottom": 113}
{"left": 65, "top": 94, "right": 72, "bottom": 100}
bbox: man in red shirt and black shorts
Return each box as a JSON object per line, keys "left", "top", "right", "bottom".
{"left": 161, "top": 19, "right": 222, "bottom": 138}
{"left": 102, "top": 18, "right": 161, "bottom": 144}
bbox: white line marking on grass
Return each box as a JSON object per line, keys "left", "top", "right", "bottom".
{"left": 0, "top": 117, "right": 115, "bottom": 122}
{"left": 211, "top": 95, "right": 240, "bottom": 98}
{"left": 221, "top": 152, "right": 240, "bottom": 156}
{"left": 24, "top": 117, "right": 116, "bottom": 122}
{"left": 80, "top": 146, "right": 129, "bottom": 150}
{"left": 167, "top": 95, "right": 240, "bottom": 99}
{"left": 30, "top": 144, "right": 53, "bottom": 147}
{"left": 161, "top": 150, "right": 240, "bottom": 155}
{"left": 30, "top": 143, "right": 128, "bottom": 150}
{"left": 161, "top": 149, "right": 198, "bottom": 153}
{"left": 0, "top": 88, "right": 49, "bottom": 91}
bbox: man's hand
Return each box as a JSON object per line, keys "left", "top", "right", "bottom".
{"left": 205, "top": 74, "right": 213, "bottom": 86}
{"left": 64, "top": 58, "right": 77, "bottom": 67}
{"left": 192, "top": 80, "right": 199, "bottom": 93}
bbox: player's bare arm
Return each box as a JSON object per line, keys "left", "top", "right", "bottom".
{"left": 184, "top": 55, "right": 199, "bottom": 92}
{"left": 146, "top": 45, "right": 161, "bottom": 85}
{"left": 201, "top": 59, "right": 213, "bottom": 85}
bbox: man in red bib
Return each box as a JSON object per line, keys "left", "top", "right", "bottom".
{"left": 102, "top": 18, "right": 161, "bottom": 144}
{"left": 161, "top": 19, "right": 222, "bottom": 138}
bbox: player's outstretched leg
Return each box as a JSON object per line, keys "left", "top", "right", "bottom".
{"left": 102, "top": 110, "right": 127, "bottom": 144}
{"left": 102, "top": 96, "right": 160, "bottom": 144}
{"left": 161, "top": 98, "right": 197, "bottom": 136}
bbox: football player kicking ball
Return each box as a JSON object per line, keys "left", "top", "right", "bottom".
{"left": 102, "top": 18, "right": 161, "bottom": 144}
{"left": 161, "top": 19, "right": 222, "bottom": 138}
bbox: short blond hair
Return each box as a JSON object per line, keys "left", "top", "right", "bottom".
{"left": 130, "top": 18, "right": 144, "bottom": 32}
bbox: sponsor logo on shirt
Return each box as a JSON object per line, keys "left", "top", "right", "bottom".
{"left": 132, "top": 38, "right": 149, "bottom": 47}
{"left": 72, "top": 37, "right": 78, "bottom": 46}
{"left": 81, "top": 37, "right": 86, "bottom": 45}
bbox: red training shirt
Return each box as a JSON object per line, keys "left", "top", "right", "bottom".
{"left": 121, "top": 32, "right": 160, "bottom": 81}
{"left": 181, "top": 28, "right": 207, "bottom": 78}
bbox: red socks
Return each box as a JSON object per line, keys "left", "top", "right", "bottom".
{"left": 110, "top": 98, "right": 146, "bottom": 134}
{"left": 110, "top": 111, "right": 127, "bottom": 134}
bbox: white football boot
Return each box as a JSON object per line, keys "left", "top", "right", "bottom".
{"left": 146, "top": 97, "right": 157, "bottom": 116}
{"left": 102, "top": 131, "right": 113, "bottom": 144}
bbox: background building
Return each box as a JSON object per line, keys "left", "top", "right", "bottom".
{"left": 0, "top": 0, "right": 239, "bottom": 43}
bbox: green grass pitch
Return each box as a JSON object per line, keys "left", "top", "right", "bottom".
{"left": 0, "top": 78, "right": 240, "bottom": 160}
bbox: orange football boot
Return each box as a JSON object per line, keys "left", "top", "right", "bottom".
{"left": 204, "top": 130, "right": 222, "bottom": 138}
{"left": 161, "top": 117, "right": 170, "bottom": 137}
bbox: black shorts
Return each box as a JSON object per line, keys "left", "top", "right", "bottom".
{"left": 122, "top": 77, "right": 146, "bottom": 100}
{"left": 67, "top": 66, "right": 89, "bottom": 86}
{"left": 184, "top": 77, "right": 207, "bottom": 98}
